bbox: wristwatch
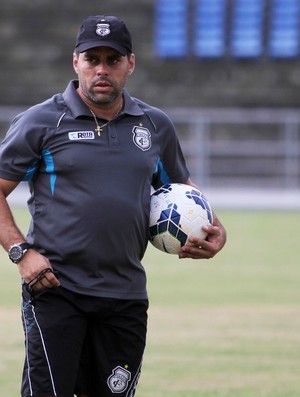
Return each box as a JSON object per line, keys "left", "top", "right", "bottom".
{"left": 8, "top": 242, "right": 32, "bottom": 264}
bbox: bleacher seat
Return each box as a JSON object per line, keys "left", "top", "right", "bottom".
{"left": 155, "top": 0, "right": 188, "bottom": 57}
{"left": 194, "top": 0, "right": 226, "bottom": 58}
{"left": 269, "top": 0, "right": 300, "bottom": 58}
{"left": 231, "top": 0, "right": 265, "bottom": 58}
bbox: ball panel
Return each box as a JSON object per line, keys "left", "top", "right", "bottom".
{"left": 152, "top": 233, "right": 183, "bottom": 254}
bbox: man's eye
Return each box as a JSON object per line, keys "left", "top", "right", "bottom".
{"left": 85, "top": 56, "right": 97, "bottom": 63}
{"left": 109, "top": 57, "right": 121, "bottom": 64}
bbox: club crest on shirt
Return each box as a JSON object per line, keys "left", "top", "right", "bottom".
{"left": 107, "top": 366, "right": 131, "bottom": 393}
{"left": 132, "top": 126, "right": 151, "bottom": 151}
{"left": 96, "top": 23, "right": 110, "bottom": 37}
{"left": 68, "top": 131, "right": 95, "bottom": 140}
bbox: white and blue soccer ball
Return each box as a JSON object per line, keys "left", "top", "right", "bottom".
{"left": 149, "top": 183, "right": 213, "bottom": 254}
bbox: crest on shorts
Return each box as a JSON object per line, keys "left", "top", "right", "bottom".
{"left": 107, "top": 366, "right": 131, "bottom": 393}
{"left": 132, "top": 126, "right": 151, "bottom": 151}
{"left": 96, "top": 22, "right": 110, "bottom": 37}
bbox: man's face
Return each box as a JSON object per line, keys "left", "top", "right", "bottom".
{"left": 73, "top": 47, "right": 135, "bottom": 106}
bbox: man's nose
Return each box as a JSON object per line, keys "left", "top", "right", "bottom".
{"left": 96, "top": 62, "right": 109, "bottom": 75}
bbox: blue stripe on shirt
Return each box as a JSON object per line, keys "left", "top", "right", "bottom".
{"left": 154, "top": 159, "right": 172, "bottom": 185}
{"left": 42, "top": 149, "right": 56, "bottom": 196}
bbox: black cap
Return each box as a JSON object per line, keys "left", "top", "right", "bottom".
{"left": 75, "top": 15, "right": 132, "bottom": 56}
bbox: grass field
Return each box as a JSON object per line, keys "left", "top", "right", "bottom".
{"left": 0, "top": 207, "right": 300, "bottom": 396}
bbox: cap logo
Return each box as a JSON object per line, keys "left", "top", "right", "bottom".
{"left": 96, "top": 22, "right": 110, "bottom": 37}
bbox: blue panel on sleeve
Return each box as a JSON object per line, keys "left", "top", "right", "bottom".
{"left": 23, "top": 159, "right": 39, "bottom": 181}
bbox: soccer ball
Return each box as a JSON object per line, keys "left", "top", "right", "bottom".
{"left": 149, "top": 183, "right": 213, "bottom": 254}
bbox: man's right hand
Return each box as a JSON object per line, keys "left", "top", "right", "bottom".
{"left": 17, "top": 249, "right": 61, "bottom": 290}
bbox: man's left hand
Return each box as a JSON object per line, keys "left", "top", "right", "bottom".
{"left": 178, "top": 223, "right": 226, "bottom": 260}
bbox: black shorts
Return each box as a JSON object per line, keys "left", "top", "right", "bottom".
{"left": 21, "top": 285, "right": 148, "bottom": 397}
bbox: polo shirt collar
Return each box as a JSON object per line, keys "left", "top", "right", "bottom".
{"left": 63, "top": 80, "right": 144, "bottom": 119}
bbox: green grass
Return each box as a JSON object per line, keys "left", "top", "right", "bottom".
{"left": 1, "top": 208, "right": 300, "bottom": 396}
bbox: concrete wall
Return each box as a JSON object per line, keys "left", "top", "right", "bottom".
{"left": 1, "top": 0, "right": 300, "bottom": 109}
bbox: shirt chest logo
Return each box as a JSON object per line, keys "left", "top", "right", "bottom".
{"left": 132, "top": 126, "right": 151, "bottom": 151}
{"left": 68, "top": 131, "right": 95, "bottom": 140}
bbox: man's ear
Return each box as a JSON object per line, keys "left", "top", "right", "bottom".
{"left": 73, "top": 52, "right": 78, "bottom": 74}
{"left": 128, "top": 53, "right": 135, "bottom": 76}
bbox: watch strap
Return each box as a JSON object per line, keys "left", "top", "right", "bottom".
{"left": 18, "top": 242, "right": 32, "bottom": 251}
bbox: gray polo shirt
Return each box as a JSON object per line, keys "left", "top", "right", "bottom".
{"left": 0, "top": 81, "right": 190, "bottom": 299}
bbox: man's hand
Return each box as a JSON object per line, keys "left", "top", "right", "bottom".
{"left": 17, "top": 249, "right": 60, "bottom": 291}
{"left": 178, "top": 222, "right": 226, "bottom": 260}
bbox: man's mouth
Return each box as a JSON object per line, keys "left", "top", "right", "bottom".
{"left": 93, "top": 81, "right": 112, "bottom": 93}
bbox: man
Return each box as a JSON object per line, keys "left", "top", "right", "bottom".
{"left": 0, "top": 15, "right": 226, "bottom": 397}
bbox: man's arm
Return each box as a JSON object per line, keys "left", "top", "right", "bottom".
{"left": 0, "top": 178, "right": 60, "bottom": 289}
{"left": 178, "top": 178, "right": 227, "bottom": 260}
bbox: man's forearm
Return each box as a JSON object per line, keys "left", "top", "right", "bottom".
{"left": 0, "top": 190, "right": 26, "bottom": 251}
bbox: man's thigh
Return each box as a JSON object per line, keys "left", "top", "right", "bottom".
{"left": 75, "top": 299, "right": 149, "bottom": 397}
{"left": 21, "top": 286, "right": 87, "bottom": 397}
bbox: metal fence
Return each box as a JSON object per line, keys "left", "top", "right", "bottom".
{"left": 1, "top": 106, "right": 300, "bottom": 193}
{"left": 165, "top": 107, "right": 300, "bottom": 191}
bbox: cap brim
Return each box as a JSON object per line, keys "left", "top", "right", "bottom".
{"left": 77, "top": 41, "right": 128, "bottom": 56}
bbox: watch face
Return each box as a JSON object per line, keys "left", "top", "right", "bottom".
{"left": 9, "top": 245, "right": 23, "bottom": 263}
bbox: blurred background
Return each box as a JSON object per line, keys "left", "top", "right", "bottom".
{"left": 1, "top": 0, "right": 300, "bottom": 209}
{"left": 1, "top": 3, "right": 300, "bottom": 396}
